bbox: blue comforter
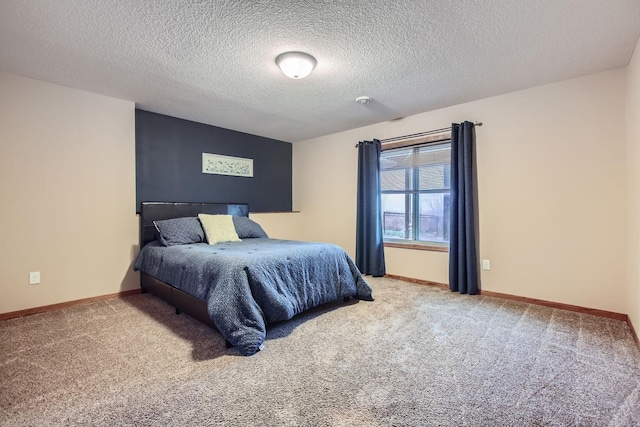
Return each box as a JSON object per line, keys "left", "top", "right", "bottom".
{"left": 133, "top": 238, "right": 373, "bottom": 355}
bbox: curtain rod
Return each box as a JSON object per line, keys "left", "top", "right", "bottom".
{"left": 354, "top": 121, "right": 482, "bottom": 147}
{"left": 379, "top": 121, "right": 482, "bottom": 143}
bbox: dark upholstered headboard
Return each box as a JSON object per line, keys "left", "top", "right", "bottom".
{"left": 139, "top": 202, "right": 249, "bottom": 248}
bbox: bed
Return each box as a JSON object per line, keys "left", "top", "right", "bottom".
{"left": 134, "top": 202, "right": 373, "bottom": 355}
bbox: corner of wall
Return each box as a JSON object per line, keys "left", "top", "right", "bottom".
{"left": 0, "top": 72, "right": 138, "bottom": 313}
{"left": 626, "top": 35, "right": 640, "bottom": 337}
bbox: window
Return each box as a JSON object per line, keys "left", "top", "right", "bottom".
{"left": 380, "top": 140, "right": 451, "bottom": 246}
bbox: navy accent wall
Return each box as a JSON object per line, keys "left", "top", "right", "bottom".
{"left": 136, "top": 110, "right": 292, "bottom": 213}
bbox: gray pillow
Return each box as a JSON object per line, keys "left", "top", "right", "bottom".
{"left": 153, "top": 217, "right": 205, "bottom": 246}
{"left": 232, "top": 216, "right": 268, "bottom": 238}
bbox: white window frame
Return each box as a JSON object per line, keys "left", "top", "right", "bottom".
{"left": 380, "top": 132, "right": 451, "bottom": 252}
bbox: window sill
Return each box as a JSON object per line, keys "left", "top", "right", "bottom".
{"left": 384, "top": 242, "right": 449, "bottom": 253}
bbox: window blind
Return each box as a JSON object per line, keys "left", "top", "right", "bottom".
{"left": 380, "top": 142, "right": 451, "bottom": 192}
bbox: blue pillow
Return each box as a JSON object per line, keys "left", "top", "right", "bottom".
{"left": 153, "top": 217, "right": 205, "bottom": 246}
{"left": 232, "top": 216, "right": 268, "bottom": 238}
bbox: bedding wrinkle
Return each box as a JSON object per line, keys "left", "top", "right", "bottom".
{"left": 134, "top": 238, "right": 373, "bottom": 355}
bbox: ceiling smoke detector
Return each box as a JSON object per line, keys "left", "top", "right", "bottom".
{"left": 356, "top": 96, "right": 372, "bottom": 104}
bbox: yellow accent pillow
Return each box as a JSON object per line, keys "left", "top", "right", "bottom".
{"left": 197, "top": 214, "right": 241, "bottom": 245}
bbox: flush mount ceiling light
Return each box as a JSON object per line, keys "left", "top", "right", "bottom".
{"left": 356, "top": 96, "right": 372, "bottom": 104}
{"left": 275, "top": 51, "right": 317, "bottom": 79}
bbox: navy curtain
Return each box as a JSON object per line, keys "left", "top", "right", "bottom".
{"left": 449, "top": 122, "right": 478, "bottom": 294}
{"left": 356, "top": 139, "right": 386, "bottom": 277}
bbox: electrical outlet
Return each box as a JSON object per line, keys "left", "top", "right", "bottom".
{"left": 29, "top": 271, "right": 40, "bottom": 285}
{"left": 482, "top": 260, "right": 491, "bottom": 271}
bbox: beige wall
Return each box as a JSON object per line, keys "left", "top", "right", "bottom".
{"left": 0, "top": 72, "right": 138, "bottom": 313}
{"left": 249, "top": 212, "right": 303, "bottom": 240}
{"left": 294, "top": 68, "right": 628, "bottom": 314}
{"left": 627, "top": 37, "right": 640, "bottom": 331}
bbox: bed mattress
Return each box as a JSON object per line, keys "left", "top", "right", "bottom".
{"left": 134, "top": 238, "right": 373, "bottom": 355}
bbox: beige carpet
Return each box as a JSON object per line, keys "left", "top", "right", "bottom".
{"left": 1, "top": 277, "right": 639, "bottom": 426}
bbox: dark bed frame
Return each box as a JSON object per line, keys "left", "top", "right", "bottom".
{"left": 138, "top": 201, "right": 249, "bottom": 333}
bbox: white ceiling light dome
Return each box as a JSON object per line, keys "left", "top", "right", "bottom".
{"left": 275, "top": 51, "right": 317, "bottom": 79}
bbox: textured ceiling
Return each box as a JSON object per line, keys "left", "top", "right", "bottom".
{"left": 1, "top": 1, "right": 639, "bottom": 143}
